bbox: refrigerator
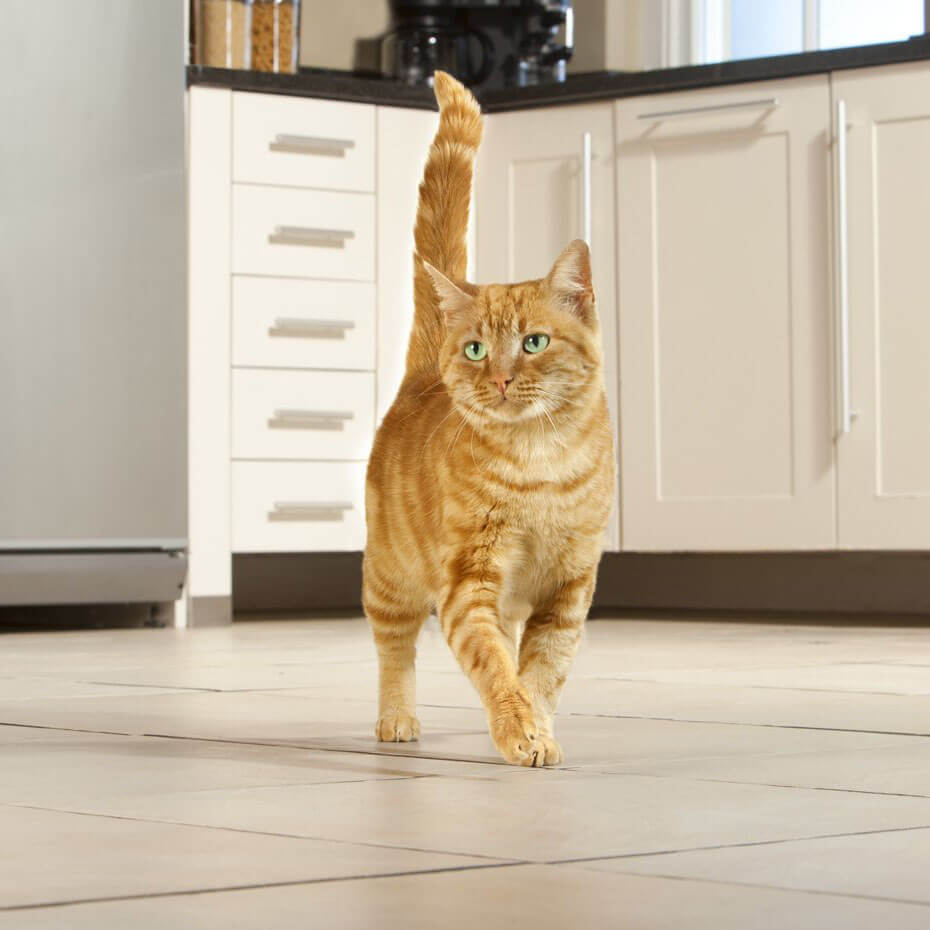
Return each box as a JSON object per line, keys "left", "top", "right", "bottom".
{"left": 0, "top": 1, "right": 187, "bottom": 606}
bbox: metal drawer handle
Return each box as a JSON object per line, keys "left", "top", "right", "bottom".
{"left": 267, "top": 409, "right": 354, "bottom": 432}
{"left": 268, "top": 226, "right": 355, "bottom": 249}
{"left": 638, "top": 97, "right": 780, "bottom": 122}
{"left": 269, "top": 134, "right": 356, "bottom": 157}
{"left": 268, "top": 501, "right": 354, "bottom": 523}
{"left": 269, "top": 318, "right": 356, "bottom": 340}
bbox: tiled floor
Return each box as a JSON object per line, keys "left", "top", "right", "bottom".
{"left": 1, "top": 617, "right": 929, "bottom": 928}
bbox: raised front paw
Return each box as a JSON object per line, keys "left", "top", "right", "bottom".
{"left": 375, "top": 713, "right": 420, "bottom": 742}
{"left": 489, "top": 689, "right": 538, "bottom": 765}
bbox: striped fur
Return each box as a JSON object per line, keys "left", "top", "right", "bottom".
{"left": 364, "top": 73, "right": 614, "bottom": 766}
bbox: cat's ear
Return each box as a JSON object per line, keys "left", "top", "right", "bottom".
{"left": 546, "top": 239, "right": 595, "bottom": 324}
{"left": 422, "top": 260, "right": 475, "bottom": 325}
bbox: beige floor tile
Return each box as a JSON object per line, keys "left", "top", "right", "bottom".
{"left": 590, "top": 662, "right": 930, "bottom": 695}
{"left": 0, "top": 804, "right": 489, "bottom": 910}
{"left": 0, "top": 732, "right": 483, "bottom": 806}
{"left": 0, "top": 690, "right": 486, "bottom": 748}
{"left": 596, "top": 739, "right": 930, "bottom": 797}
{"left": 1, "top": 682, "right": 920, "bottom": 772}
{"left": 4, "top": 864, "right": 930, "bottom": 930}
{"left": 592, "top": 825, "right": 930, "bottom": 904}
{"left": 0, "top": 678, "right": 189, "bottom": 700}
{"left": 59, "top": 769, "right": 930, "bottom": 862}
{"left": 4, "top": 616, "right": 930, "bottom": 923}
{"left": 557, "top": 677, "right": 930, "bottom": 735}
{"left": 8, "top": 659, "right": 381, "bottom": 693}
{"left": 322, "top": 709, "right": 921, "bottom": 768}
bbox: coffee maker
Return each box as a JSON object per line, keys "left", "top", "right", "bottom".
{"left": 381, "top": 0, "right": 573, "bottom": 89}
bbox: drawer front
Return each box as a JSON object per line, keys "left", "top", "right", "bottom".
{"left": 232, "top": 461, "right": 366, "bottom": 552}
{"left": 233, "top": 92, "right": 375, "bottom": 191}
{"left": 233, "top": 277, "right": 375, "bottom": 371}
{"left": 232, "top": 369, "right": 374, "bottom": 461}
{"left": 232, "top": 184, "right": 375, "bottom": 280}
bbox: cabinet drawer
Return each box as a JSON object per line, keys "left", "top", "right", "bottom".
{"left": 232, "top": 277, "right": 375, "bottom": 371}
{"left": 232, "top": 461, "right": 366, "bottom": 552}
{"left": 232, "top": 369, "right": 374, "bottom": 461}
{"left": 232, "top": 184, "right": 375, "bottom": 280}
{"left": 233, "top": 92, "right": 375, "bottom": 191}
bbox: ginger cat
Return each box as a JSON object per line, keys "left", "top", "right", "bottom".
{"left": 363, "top": 72, "right": 614, "bottom": 766}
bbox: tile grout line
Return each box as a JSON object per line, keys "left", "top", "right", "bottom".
{"left": 0, "top": 721, "right": 496, "bottom": 763}
{"left": 567, "top": 712, "right": 930, "bottom": 739}
{"left": 546, "top": 821, "right": 930, "bottom": 867}
{"left": 1, "top": 801, "right": 516, "bottom": 864}
{"left": 0, "top": 861, "right": 530, "bottom": 913}
{"left": 597, "top": 771, "right": 930, "bottom": 801}
{"left": 568, "top": 867, "right": 930, "bottom": 910}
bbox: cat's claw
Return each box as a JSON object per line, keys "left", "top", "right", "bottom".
{"left": 522, "top": 733, "right": 563, "bottom": 767}
{"left": 375, "top": 713, "right": 420, "bottom": 742}
{"left": 490, "top": 691, "right": 539, "bottom": 765}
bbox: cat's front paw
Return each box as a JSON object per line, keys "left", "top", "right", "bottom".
{"left": 523, "top": 733, "right": 563, "bottom": 767}
{"left": 375, "top": 713, "right": 420, "bottom": 742}
{"left": 489, "top": 690, "right": 538, "bottom": 765}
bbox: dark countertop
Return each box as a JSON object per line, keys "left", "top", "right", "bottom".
{"left": 187, "top": 35, "right": 930, "bottom": 112}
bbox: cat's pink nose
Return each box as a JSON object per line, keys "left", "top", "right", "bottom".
{"left": 493, "top": 375, "right": 513, "bottom": 396}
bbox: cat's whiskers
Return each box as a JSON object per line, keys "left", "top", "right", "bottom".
{"left": 424, "top": 403, "right": 463, "bottom": 448}
{"left": 414, "top": 377, "right": 446, "bottom": 398}
{"left": 444, "top": 411, "right": 470, "bottom": 458}
{"left": 538, "top": 402, "right": 568, "bottom": 450}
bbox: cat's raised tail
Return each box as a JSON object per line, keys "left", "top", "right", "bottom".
{"left": 405, "top": 71, "right": 483, "bottom": 377}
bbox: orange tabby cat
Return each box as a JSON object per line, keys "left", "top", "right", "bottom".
{"left": 363, "top": 72, "right": 614, "bottom": 766}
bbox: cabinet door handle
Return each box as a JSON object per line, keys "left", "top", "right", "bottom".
{"left": 268, "top": 318, "right": 356, "bottom": 340}
{"left": 268, "top": 501, "right": 354, "bottom": 523}
{"left": 269, "top": 134, "right": 356, "bottom": 157}
{"left": 267, "top": 409, "right": 354, "bottom": 431}
{"left": 581, "top": 131, "right": 592, "bottom": 247}
{"left": 834, "top": 99, "right": 854, "bottom": 436}
{"left": 268, "top": 226, "right": 355, "bottom": 249}
{"left": 637, "top": 97, "right": 780, "bottom": 122}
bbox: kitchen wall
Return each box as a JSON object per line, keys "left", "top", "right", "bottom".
{"left": 297, "top": 0, "right": 653, "bottom": 74}
{"left": 298, "top": 1, "right": 389, "bottom": 71}
{"left": 571, "top": 0, "right": 659, "bottom": 71}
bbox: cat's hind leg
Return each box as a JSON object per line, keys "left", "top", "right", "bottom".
{"left": 363, "top": 566, "right": 428, "bottom": 742}
{"left": 518, "top": 568, "right": 597, "bottom": 766}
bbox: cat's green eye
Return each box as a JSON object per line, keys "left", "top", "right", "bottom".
{"left": 464, "top": 340, "right": 487, "bottom": 361}
{"left": 523, "top": 333, "right": 550, "bottom": 354}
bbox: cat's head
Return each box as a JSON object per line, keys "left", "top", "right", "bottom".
{"left": 427, "top": 240, "right": 602, "bottom": 426}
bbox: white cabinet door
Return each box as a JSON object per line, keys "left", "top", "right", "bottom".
{"left": 475, "top": 103, "right": 620, "bottom": 550}
{"left": 833, "top": 63, "right": 930, "bottom": 548}
{"left": 615, "top": 77, "right": 835, "bottom": 551}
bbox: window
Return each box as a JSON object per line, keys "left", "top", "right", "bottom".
{"left": 696, "top": 0, "right": 925, "bottom": 65}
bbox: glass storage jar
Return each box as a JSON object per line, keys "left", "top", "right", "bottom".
{"left": 197, "top": 0, "right": 252, "bottom": 69}
{"left": 251, "top": 0, "right": 300, "bottom": 73}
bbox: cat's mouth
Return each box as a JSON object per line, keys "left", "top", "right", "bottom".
{"left": 479, "top": 394, "right": 541, "bottom": 423}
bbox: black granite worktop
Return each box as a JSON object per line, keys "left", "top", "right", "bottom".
{"left": 187, "top": 35, "right": 930, "bottom": 112}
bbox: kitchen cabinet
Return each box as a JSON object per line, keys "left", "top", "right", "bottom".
{"left": 833, "top": 63, "right": 930, "bottom": 548}
{"left": 475, "top": 102, "right": 620, "bottom": 550}
{"left": 188, "top": 89, "right": 382, "bottom": 622}
{"left": 614, "top": 77, "right": 835, "bottom": 551}
{"left": 187, "top": 59, "right": 930, "bottom": 622}
{"left": 187, "top": 90, "right": 474, "bottom": 622}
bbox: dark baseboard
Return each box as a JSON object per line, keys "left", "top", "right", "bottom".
{"left": 234, "top": 551, "right": 930, "bottom": 617}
